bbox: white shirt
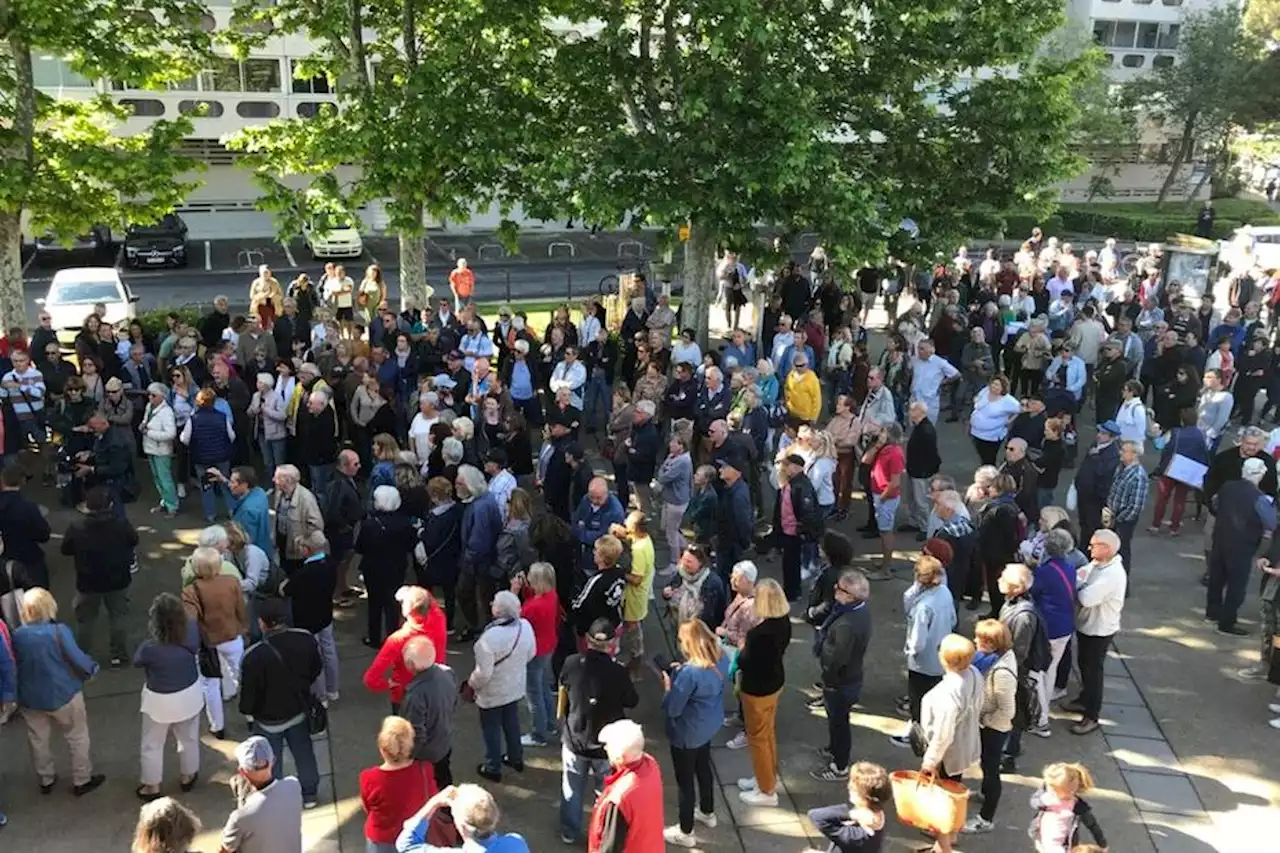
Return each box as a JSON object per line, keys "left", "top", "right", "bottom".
{"left": 910, "top": 355, "right": 959, "bottom": 402}
{"left": 969, "top": 393, "right": 1021, "bottom": 442}
{"left": 549, "top": 360, "right": 587, "bottom": 408}
{"left": 459, "top": 332, "right": 494, "bottom": 372}
{"left": 408, "top": 412, "right": 438, "bottom": 464}
{"left": 1076, "top": 555, "right": 1127, "bottom": 636}
{"left": 1116, "top": 398, "right": 1147, "bottom": 447}
{"left": 578, "top": 315, "right": 601, "bottom": 348}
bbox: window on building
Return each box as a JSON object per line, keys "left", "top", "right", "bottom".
{"left": 290, "top": 61, "right": 333, "bottom": 94}
{"left": 178, "top": 100, "right": 225, "bottom": 118}
{"left": 200, "top": 57, "right": 242, "bottom": 91}
{"left": 1158, "top": 24, "right": 1180, "bottom": 50}
{"left": 1161, "top": 0, "right": 1183, "bottom": 5}
{"left": 1093, "top": 21, "right": 1115, "bottom": 46}
{"left": 199, "top": 13, "right": 216, "bottom": 32}
{"left": 1133, "top": 0, "right": 1153, "bottom": 4}
{"left": 236, "top": 101, "right": 281, "bottom": 119}
{"left": 1137, "top": 23, "right": 1159, "bottom": 49}
{"left": 242, "top": 59, "right": 281, "bottom": 92}
{"left": 1113, "top": 21, "right": 1137, "bottom": 48}
{"left": 1104, "top": 53, "right": 1116, "bottom": 66}
{"left": 120, "top": 99, "right": 166, "bottom": 117}
{"left": 33, "top": 56, "right": 93, "bottom": 88}
{"left": 1152, "top": 55, "right": 1175, "bottom": 69}
{"left": 1122, "top": 54, "right": 1145, "bottom": 68}
{"left": 297, "top": 102, "right": 338, "bottom": 119}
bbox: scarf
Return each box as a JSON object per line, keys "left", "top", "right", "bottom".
{"left": 672, "top": 566, "right": 710, "bottom": 624}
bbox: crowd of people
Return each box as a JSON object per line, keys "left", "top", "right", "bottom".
{"left": 0, "top": 233, "right": 1276, "bottom": 853}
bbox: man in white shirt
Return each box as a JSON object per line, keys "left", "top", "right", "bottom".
{"left": 578, "top": 301, "right": 602, "bottom": 350}
{"left": 910, "top": 340, "right": 960, "bottom": 425}
{"left": 1099, "top": 237, "right": 1119, "bottom": 284}
{"left": 1066, "top": 529, "right": 1127, "bottom": 735}
{"left": 550, "top": 346, "right": 587, "bottom": 409}
{"left": 484, "top": 449, "right": 518, "bottom": 522}
{"left": 1046, "top": 265, "right": 1074, "bottom": 302}
{"left": 459, "top": 320, "right": 495, "bottom": 373}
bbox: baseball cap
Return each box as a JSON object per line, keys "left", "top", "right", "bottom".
{"left": 433, "top": 374, "right": 457, "bottom": 390}
{"left": 235, "top": 736, "right": 274, "bottom": 771}
{"left": 1097, "top": 419, "right": 1121, "bottom": 436}
{"left": 586, "top": 618, "right": 616, "bottom": 646}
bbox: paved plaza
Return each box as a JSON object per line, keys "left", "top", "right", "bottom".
{"left": 1, "top": 321, "right": 1278, "bottom": 853}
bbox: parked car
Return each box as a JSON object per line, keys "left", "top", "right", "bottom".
{"left": 33, "top": 225, "right": 113, "bottom": 263}
{"left": 124, "top": 214, "right": 188, "bottom": 268}
{"left": 302, "top": 213, "right": 363, "bottom": 259}
{"left": 1220, "top": 225, "right": 1280, "bottom": 274}
{"left": 36, "top": 267, "right": 138, "bottom": 331}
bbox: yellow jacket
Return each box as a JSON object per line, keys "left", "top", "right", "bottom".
{"left": 785, "top": 369, "right": 822, "bottom": 422}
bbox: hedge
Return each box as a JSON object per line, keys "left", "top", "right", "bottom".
{"left": 1055, "top": 208, "right": 1247, "bottom": 242}
{"left": 136, "top": 306, "right": 202, "bottom": 339}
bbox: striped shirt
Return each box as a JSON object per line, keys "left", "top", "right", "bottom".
{"left": 0, "top": 367, "right": 46, "bottom": 416}
{"left": 1107, "top": 462, "right": 1149, "bottom": 522}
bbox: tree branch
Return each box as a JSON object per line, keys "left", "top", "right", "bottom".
{"left": 605, "top": 10, "right": 649, "bottom": 134}
{"left": 661, "top": 0, "right": 681, "bottom": 102}
{"left": 348, "top": 0, "right": 369, "bottom": 89}
{"left": 637, "top": 1, "right": 661, "bottom": 128}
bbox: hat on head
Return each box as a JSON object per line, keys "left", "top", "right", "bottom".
{"left": 105, "top": 377, "right": 123, "bottom": 392}
{"left": 235, "top": 736, "right": 274, "bottom": 772}
{"left": 1242, "top": 457, "right": 1267, "bottom": 479}
{"left": 586, "top": 618, "right": 616, "bottom": 646}
{"left": 1097, "top": 419, "right": 1121, "bottom": 436}
{"left": 432, "top": 374, "right": 457, "bottom": 390}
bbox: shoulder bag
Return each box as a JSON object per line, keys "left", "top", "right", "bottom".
{"left": 459, "top": 622, "right": 524, "bottom": 704}
{"left": 191, "top": 583, "right": 223, "bottom": 679}
{"left": 264, "top": 635, "right": 328, "bottom": 735}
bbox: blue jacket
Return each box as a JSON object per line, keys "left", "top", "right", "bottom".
{"left": 13, "top": 622, "right": 97, "bottom": 711}
{"left": 461, "top": 492, "right": 502, "bottom": 569}
{"left": 1155, "top": 426, "right": 1209, "bottom": 476}
{"left": 723, "top": 342, "right": 756, "bottom": 370}
{"left": 230, "top": 487, "right": 273, "bottom": 559}
{"left": 663, "top": 654, "right": 730, "bottom": 748}
{"left": 904, "top": 584, "right": 956, "bottom": 677}
{"left": 717, "top": 479, "right": 754, "bottom": 551}
{"left": 1209, "top": 322, "right": 1246, "bottom": 355}
{"left": 188, "top": 405, "right": 233, "bottom": 464}
{"left": 0, "top": 625, "right": 15, "bottom": 703}
{"left": 1032, "top": 557, "right": 1078, "bottom": 640}
{"left": 1045, "top": 355, "right": 1087, "bottom": 399}
{"left": 573, "top": 494, "right": 625, "bottom": 567}
{"left": 396, "top": 819, "right": 529, "bottom": 853}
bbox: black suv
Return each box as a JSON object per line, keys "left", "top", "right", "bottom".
{"left": 34, "top": 224, "right": 113, "bottom": 262}
{"left": 124, "top": 214, "right": 188, "bottom": 268}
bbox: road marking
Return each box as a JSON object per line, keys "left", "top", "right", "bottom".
{"left": 21, "top": 252, "right": 35, "bottom": 274}
{"left": 281, "top": 242, "right": 297, "bottom": 268}
{"left": 204, "top": 241, "right": 212, "bottom": 271}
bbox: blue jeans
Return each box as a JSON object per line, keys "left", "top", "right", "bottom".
{"left": 312, "top": 623, "right": 339, "bottom": 699}
{"left": 252, "top": 719, "right": 319, "bottom": 800}
{"left": 479, "top": 701, "right": 522, "bottom": 773}
{"left": 582, "top": 374, "right": 612, "bottom": 431}
{"left": 559, "top": 746, "right": 611, "bottom": 840}
{"left": 1037, "top": 486, "right": 1056, "bottom": 513}
{"left": 199, "top": 460, "right": 232, "bottom": 521}
{"left": 526, "top": 654, "right": 556, "bottom": 742}
{"left": 823, "top": 680, "right": 862, "bottom": 770}
{"left": 309, "top": 463, "right": 334, "bottom": 510}
{"left": 262, "top": 438, "right": 287, "bottom": 480}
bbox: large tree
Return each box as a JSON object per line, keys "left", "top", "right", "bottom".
{"left": 538, "top": 1, "right": 1099, "bottom": 343}
{"left": 1130, "top": 4, "right": 1278, "bottom": 206}
{"left": 224, "top": 0, "right": 568, "bottom": 307}
{"left": 0, "top": 0, "right": 211, "bottom": 328}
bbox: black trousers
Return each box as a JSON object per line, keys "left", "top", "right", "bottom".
{"left": 432, "top": 751, "right": 453, "bottom": 787}
{"left": 973, "top": 437, "right": 1001, "bottom": 466}
{"left": 1206, "top": 547, "right": 1254, "bottom": 630}
{"left": 1077, "top": 632, "right": 1113, "bottom": 721}
{"left": 365, "top": 567, "right": 404, "bottom": 644}
{"left": 978, "top": 727, "right": 1009, "bottom": 821}
{"left": 780, "top": 533, "right": 803, "bottom": 601}
{"left": 670, "top": 743, "right": 714, "bottom": 834}
{"left": 907, "top": 670, "right": 942, "bottom": 722}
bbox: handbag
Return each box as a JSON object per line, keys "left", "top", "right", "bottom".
{"left": 191, "top": 583, "right": 223, "bottom": 679}
{"left": 459, "top": 621, "right": 524, "bottom": 704}
{"left": 264, "top": 637, "right": 328, "bottom": 734}
{"left": 1166, "top": 453, "right": 1208, "bottom": 489}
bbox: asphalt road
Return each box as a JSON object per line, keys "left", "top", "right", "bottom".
{"left": 21, "top": 259, "right": 632, "bottom": 320}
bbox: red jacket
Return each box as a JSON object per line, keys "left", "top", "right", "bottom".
{"left": 362, "top": 601, "right": 448, "bottom": 704}
{"left": 588, "top": 754, "right": 665, "bottom": 853}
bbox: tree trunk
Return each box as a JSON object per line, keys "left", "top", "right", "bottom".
{"left": 0, "top": 209, "right": 27, "bottom": 331}
{"left": 398, "top": 225, "right": 427, "bottom": 312}
{"left": 1156, "top": 114, "right": 1197, "bottom": 207}
{"left": 681, "top": 225, "right": 716, "bottom": 350}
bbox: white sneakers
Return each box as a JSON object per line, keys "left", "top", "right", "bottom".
{"left": 961, "top": 816, "right": 994, "bottom": 834}
{"left": 1269, "top": 718, "right": 1280, "bottom": 730}
{"left": 739, "top": 789, "right": 779, "bottom": 806}
{"left": 726, "top": 732, "right": 748, "bottom": 750}
{"left": 663, "top": 826, "right": 697, "bottom": 848}
{"left": 737, "top": 777, "right": 757, "bottom": 791}
{"left": 694, "top": 810, "right": 717, "bottom": 828}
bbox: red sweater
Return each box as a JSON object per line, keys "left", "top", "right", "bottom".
{"left": 589, "top": 754, "right": 665, "bottom": 853}
{"left": 521, "top": 590, "right": 560, "bottom": 657}
{"left": 360, "top": 761, "right": 436, "bottom": 843}
{"left": 361, "top": 601, "right": 448, "bottom": 704}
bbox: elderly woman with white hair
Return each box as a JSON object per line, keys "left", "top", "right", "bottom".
{"left": 452, "top": 415, "right": 481, "bottom": 467}
{"left": 247, "top": 371, "right": 288, "bottom": 479}
{"left": 718, "top": 561, "right": 760, "bottom": 749}
{"left": 356, "top": 485, "right": 417, "bottom": 648}
{"left": 270, "top": 463, "right": 324, "bottom": 574}
{"left": 179, "top": 524, "right": 246, "bottom": 586}
{"left": 408, "top": 388, "right": 441, "bottom": 466}
{"left": 587, "top": 719, "right": 664, "bottom": 850}
{"left": 1013, "top": 316, "right": 1053, "bottom": 397}
{"left": 398, "top": 783, "right": 530, "bottom": 853}
{"left": 455, "top": 464, "right": 503, "bottom": 640}
{"left": 467, "top": 590, "right": 536, "bottom": 783}
{"left": 180, "top": 546, "right": 246, "bottom": 739}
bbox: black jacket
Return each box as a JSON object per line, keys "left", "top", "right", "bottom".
{"left": 817, "top": 603, "right": 871, "bottom": 687}
{"left": 284, "top": 554, "right": 337, "bottom": 632}
{"left": 417, "top": 503, "right": 463, "bottom": 588}
{"left": 61, "top": 510, "right": 137, "bottom": 594}
{"left": 324, "top": 473, "right": 364, "bottom": 538}
{"left": 738, "top": 616, "right": 791, "bottom": 696}
{"left": 1204, "top": 448, "right": 1279, "bottom": 506}
{"left": 1074, "top": 441, "right": 1120, "bottom": 506}
{"left": 569, "top": 568, "right": 625, "bottom": 635}
{"left": 296, "top": 406, "right": 339, "bottom": 467}
{"left": 0, "top": 490, "right": 51, "bottom": 568}
{"left": 977, "top": 496, "right": 1022, "bottom": 570}
{"left": 355, "top": 509, "right": 415, "bottom": 582}
{"left": 905, "top": 419, "right": 941, "bottom": 479}
{"left": 582, "top": 337, "right": 619, "bottom": 384}
{"left": 662, "top": 377, "right": 697, "bottom": 422}
{"left": 773, "top": 474, "right": 822, "bottom": 541}
{"left": 198, "top": 310, "right": 231, "bottom": 350}
{"left": 90, "top": 428, "right": 133, "bottom": 482}
{"left": 239, "top": 627, "right": 324, "bottom": 725}
{"left": 693, "top": 385, "right": 731, "bottom": 435}
{"left": 626, "top": 421, "right": 661, "bottom": 482}
{"left": 559, "top": 649, "right": 639, "bottom": 759}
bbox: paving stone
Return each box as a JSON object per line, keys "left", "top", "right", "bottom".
{"left": 739, "top": 820, "right": 817, "bottom": 852}
{"left": 1105, "top": 735, "right": 1185, "bottom": 775}
{"left": 1105, "top": 651, "right": 1133, "bottom": 678}
{"left": 1144, "top": 816, "right": 1223, "bottom": 853}
{"left": 1103, "top": 675, "right": 1146, "bottom": 707}
{"left": 1123, "top": 770, "right": 1206, "bottom": 817}
{"left": 1100, "top": 703, "right": 1165, "bottom": 739}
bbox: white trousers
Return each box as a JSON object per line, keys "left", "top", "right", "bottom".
{"left": 201, "top": 636, "right": 245, "bottom": 733}
{"left": 140, "top": 711, "right": 200, "bottom": 786}
{"left": 1035, "top": 635, "right": 1072, "bottom": 728}
{"left": 660, "top": 502, "right": 688, "bottom": 569}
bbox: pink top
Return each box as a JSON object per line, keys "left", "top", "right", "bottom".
{"left": 780, "top": 484, "right": 798, "bottom": 535}
{"left": 1037, "top": 796, "right": 1076, "bottom": 852}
